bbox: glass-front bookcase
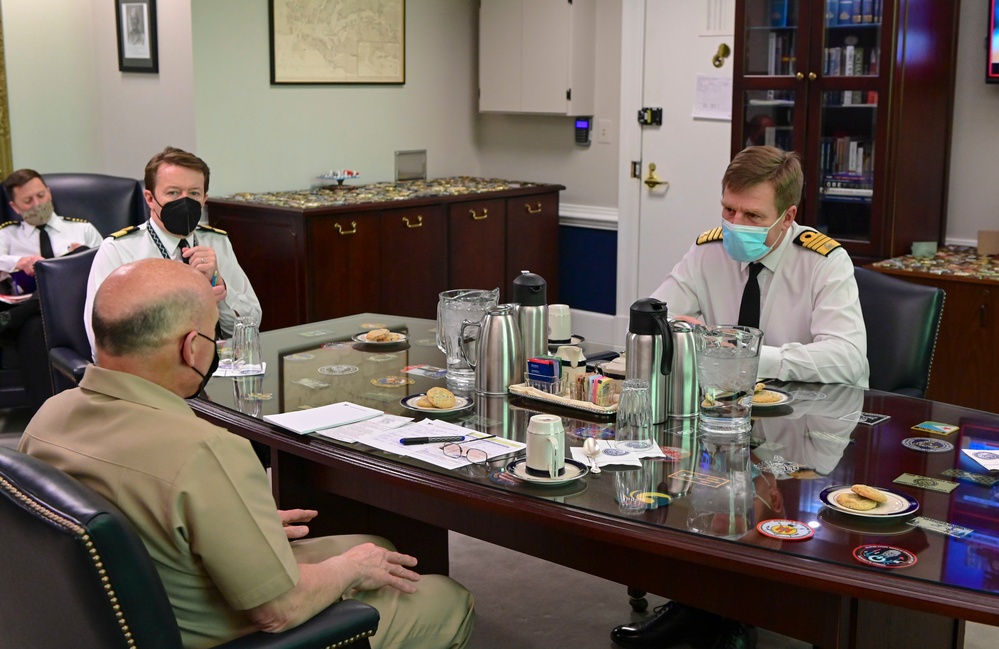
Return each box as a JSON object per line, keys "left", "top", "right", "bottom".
{"left": 731, "top": 0, "right": 959, "bottom": 262}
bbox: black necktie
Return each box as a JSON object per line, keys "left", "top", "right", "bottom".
{"left": 738, "top": 263, "right": 764, "bottom": 328}
{"left": 178, "top": 238, "right": 190, "bottom": 264}
{"left": 38, "top": 224, "right": 54, "bottom": 259}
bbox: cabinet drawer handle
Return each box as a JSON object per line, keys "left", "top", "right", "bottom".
{"left": 402, "top": 215, "right": 423, "bottom": 228}
{"left": 525, "top": 202, "right": 543, "bottom": 214}
{"left": 470, "top": 208, "right": 488, "bottom": 220}
{"left": 335, "top": 221, "right": 357, "bottom": 235}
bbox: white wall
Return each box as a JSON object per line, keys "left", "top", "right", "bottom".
{"left": 191, "top": 0, "right": 482, "bottom": 196}
{"left": 2, "top": 0, "right": 195, "bottom": 177}
{"left": 947, "top": 0, "right": 999, "bottom": 244}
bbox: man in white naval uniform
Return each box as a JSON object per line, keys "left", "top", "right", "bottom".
{"left": 0, "top": 169, "right": 104, "bottom": 409}
{"left": 84, "top": 147, "right": 260, "bottom": 358}
{"left": 651, "top": 146, "right": 869, "bottom": 388}
{"left": 613, "top": 146, "right": 869, "bottom": 649}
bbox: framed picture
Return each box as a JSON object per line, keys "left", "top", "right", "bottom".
{"left": 269, "top": 0, "right": 405, "bottom": 85}
{"left": 115, "top": 0, "right": 159, "bottom": 73}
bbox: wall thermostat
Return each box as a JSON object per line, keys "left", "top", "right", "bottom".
{"left": 575, "top": 117, "right": 592, "bottom": 146}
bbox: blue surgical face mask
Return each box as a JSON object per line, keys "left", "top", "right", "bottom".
{"left": 721, "top": 211, "right": 787, "bottom": 263}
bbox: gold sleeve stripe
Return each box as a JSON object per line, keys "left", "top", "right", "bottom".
{"left": 794, "top": 230, "right": 842, "bottom": 256}
{"left": 696, "top": 227, "right": 724, "bottom": 245}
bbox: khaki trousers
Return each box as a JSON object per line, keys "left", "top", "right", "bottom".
{"left": 293, "top": 535, "right": 475, "bottom": 649}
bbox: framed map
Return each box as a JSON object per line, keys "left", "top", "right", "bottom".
{"left": 269, "top": 0, "right": 405, "bottom": 85}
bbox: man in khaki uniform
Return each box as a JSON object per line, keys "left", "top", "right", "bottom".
{"left": 20, "top": 258, "right": 474, "bottom": 649}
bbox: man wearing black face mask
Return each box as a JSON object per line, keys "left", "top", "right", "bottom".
{"left": 22, "top": 258, "right": 476, "bottom": 649}
{"left": 83, "top": 146, "right": 261, "bottom": 358}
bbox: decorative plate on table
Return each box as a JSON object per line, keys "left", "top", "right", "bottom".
{"left": 751, "top": 388, "right": 794, "bottom": 409}
{"left": 506, "top": 459, "right": 589, "bottom": 486}
{"left": 351, "top": 332, "right": 408, "bottom": 345}
{"left": 400, "top": 394, "right": 473, "bottom": 415}
{"left": 819, "top": 485, "right": 920, "bottom": 519}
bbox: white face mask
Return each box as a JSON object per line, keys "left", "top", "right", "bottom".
{"left": 21, "top": 201, "right": 54, "bottom": 227}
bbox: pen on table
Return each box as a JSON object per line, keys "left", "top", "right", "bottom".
{"left": 400, "top": 435, "right": 465, "bottom": 446}
{"left": 211, "top": 270, "right": 218, "bottom": 287}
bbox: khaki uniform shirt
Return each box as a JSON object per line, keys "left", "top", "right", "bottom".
{"left": 20, "top": 365, "right": 298, "bottom": 649}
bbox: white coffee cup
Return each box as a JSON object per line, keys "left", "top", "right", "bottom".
{"left": 548, "top": 304, "right": 572, "bottom": 344}
{"left": 526, "top": 414, "right": 565, "bottom": 478}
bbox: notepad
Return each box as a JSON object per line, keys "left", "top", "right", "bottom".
{"left": 264, "top": 402, "right": 383, "bottom": 435}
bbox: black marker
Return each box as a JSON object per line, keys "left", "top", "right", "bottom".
{"left": 400, "top": 435, "right": 465, "bottom": 446}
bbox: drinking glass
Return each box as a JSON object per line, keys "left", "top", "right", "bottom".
{"left": 232, "top": 316, "right": 262, "bottom": 374}
{"left": 232, "top": 376, "right": 263, "bottom": 418}
{"left": 686, "top": 432, "right": 754, "bottom": 539}
{"left": 695, "top": 325, "right": 763, "bottom": 435}
{"left": 614, "top": 379, "right": 655, "bottom": 451}
{"left": 614, "top": 466, "right": 655, "bottom": 514}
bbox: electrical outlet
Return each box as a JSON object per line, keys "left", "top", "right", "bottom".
{"left": 596, "top": 119, "right": 613, "bottom": 144}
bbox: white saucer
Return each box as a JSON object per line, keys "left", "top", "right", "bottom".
{"left": 352, "top": 332, "right": 408, "bottom": 344}
{"left": 400, "top": 394, "right": 473, "bottom": 414}
{"left": 819, "top": 485, "right": 919, "bottom": 519}
{"left": 506, "top": 458, "right": 588, "bottom": 486}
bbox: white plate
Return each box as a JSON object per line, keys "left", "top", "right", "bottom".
{"left": 506, "top": 458, "right": 589, "bottom": 486}
{"left": 400, "top": 393, "right": 473, "bottom": 414}
{"left": 752, "top": 388, "right": 794, "bottom": 409}
{"left": 351, "top": 332, "right": 408, "bottom": 344}
{"left": 819, "top": 485, "right": 920, "bottom": 519}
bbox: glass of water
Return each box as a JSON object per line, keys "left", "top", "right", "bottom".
{"left": 232, "top": 316, "right": 263, "bottom": 374}
{"left": 614, "top": 379, "right": 655, "bottom": 451}
{"left": 695, "top": 326, "right": 763, "bottom": 435}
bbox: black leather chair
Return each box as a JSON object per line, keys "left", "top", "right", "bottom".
{"left": 1, "top": 172, "right": 147, "bottom": 236}
{"left": 34, "top": 248, "right": 99, "bottom": 394}
{"left": 0, "top": 446, "right": 379, "bottom": 648}
{"left": 854, "top": 267, "right": 945, "bottom": 397}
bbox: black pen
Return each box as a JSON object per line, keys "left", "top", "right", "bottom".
{"left": 400, "top": 435, "right": 465, "bottom": 446}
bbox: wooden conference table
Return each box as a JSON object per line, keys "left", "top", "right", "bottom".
{"left": 192, "top": 314, "right": 999, "bottom": 649}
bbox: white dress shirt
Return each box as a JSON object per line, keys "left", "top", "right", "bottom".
{"left": 651, "top": 221, "right": 869, "bottom": 387}
{"left": 84, "top": 219, "right": 262, "bottom": 356}
{"left": 0, "top": 213, "right": 103, "bottom": 272}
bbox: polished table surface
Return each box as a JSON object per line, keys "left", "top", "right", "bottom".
{"left": 195, "top": 314, "right": 999, "bottom": 649}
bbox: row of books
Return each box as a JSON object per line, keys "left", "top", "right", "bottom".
{"left": 826, "top": 0, "right": 883, "bottom": 26}
{"left": 762, "top": 125, "right": 794, "bottom": 151}
{"left": 820, "top": 137, "right": 874, "bottom": 178}
{"left": 825, "top": 89, "right": 879, "bottom": 106}
{"left": 767, "top": 31, "right": 797, "bottom": 76}
{"left": 824, "top": 45, "right": 879, "bottom": 77}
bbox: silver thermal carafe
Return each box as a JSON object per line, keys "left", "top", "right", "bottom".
{"left": 666, "top": 319, "right": 700, "bottom": 418}
{"left": 511, "top": 270, "right": 549, "bottom": 362}
{"left": 460, "top": 304, "right": 524, "bottom": 395}
{"left": 625, "top": 298, "right": 673, "bottom": 424}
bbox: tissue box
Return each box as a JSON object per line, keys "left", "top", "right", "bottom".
{"left": 979, "top": 231, "right": 999, "bottom": 257}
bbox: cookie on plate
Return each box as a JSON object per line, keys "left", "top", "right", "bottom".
{"left": 366, "top": 328, "right": 391, "bottom": 341}
{"left": 836, "top": 492, "right": 879, "bottom": 511}
{"left": 427, "top": 386, "right": 456, "bottom": 409}
{"left": 416, "top": 396, "right": 434, "bottom": 408}
{"left": 851, "top": 484, "right": 888, "bottom": 503}
{"left": 753, "top": 390, "right": 782, "bottom": 404}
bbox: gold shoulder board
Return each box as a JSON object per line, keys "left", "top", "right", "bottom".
{"left": 793, "top": 230, "right": 842, "bottom": 256}
{"left": 695, "top": 227, "right": 724, "bottom": 245}
{"left": 63, "top": 216, "right": 90, "bottom": 223}
{"left": 109, "top": 225, "right": 140, "bottom": 239}
{"left": 197, "top": 224, "right": 228, "bottom": 236}
{"left": 0, "top": 221, "right": 18, "bottom": 229}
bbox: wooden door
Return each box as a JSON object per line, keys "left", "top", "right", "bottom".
{"left": 448, "top": 198, "right": 506, "bottom": 295}
{"left": 379, "top": 205, "right": 447, "bottom": 319}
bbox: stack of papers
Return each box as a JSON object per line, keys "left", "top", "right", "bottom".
{"left": 569, "top": 439, "right": 666, "bottom": 468}
{"left": 264, "top": 402, "right": 383, "bottom": 434}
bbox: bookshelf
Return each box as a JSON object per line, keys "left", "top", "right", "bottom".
{"left": 731, "top": 0, "right": 960, "bottom": 263}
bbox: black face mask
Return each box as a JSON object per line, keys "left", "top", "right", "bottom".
{"left": 187, "top": 332, "right": 220, "bottom": 399}
{"left": 158, "top": 196, "right": 203, "bottom": 236}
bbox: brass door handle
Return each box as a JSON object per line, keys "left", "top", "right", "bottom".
{"left": 470, "top": 208, "right": 488, "bottom": 220}
{"left": 402, "top": 215, "right": 423, "bottom": 228}
{"left": 712, "top": 43, "right": 731, "bottom": 68}
{"left": 334, "top": 221, "right": 357, "bottom": 235}
{"left": 808, "top": 72, "right": 817, "bottom": 81}
{"left": 525, "top": 203, "right": 543, "bottom": 214}
{"left": 644, "top": 163, "right": 670, "bottom": 190}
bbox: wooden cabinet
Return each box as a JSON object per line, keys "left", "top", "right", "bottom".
{"left": 872, "top": 265, "right": 999, "bottom": 413}
{"left": 731, "top": 0, "right": 959, "bottom": 263}
{"left": 207, "top": 180, "right": 562, "bottom": 331}
{"left": 479, "top": 0, "right": 595, "bottom": 115}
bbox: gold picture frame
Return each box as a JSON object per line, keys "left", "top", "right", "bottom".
{"left": 268, "top": 0, "right": 405, "bottom": 85}
{"left": 0, "top": 6, "right": 13, "bottom": 178}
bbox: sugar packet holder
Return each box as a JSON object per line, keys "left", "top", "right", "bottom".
{"left": 525, "top": 355, "right": 562, "bottom": 394}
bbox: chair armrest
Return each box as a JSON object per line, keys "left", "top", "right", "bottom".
{"left": 216, "top": 600, "right": 379, "bottom": 649}
{"left": 49, "top": 347, "right": 91, "bottom": 383}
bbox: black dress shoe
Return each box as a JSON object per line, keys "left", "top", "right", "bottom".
{"left": 610, "top": 601, "right": 720, "bottom": 649}
{"left": 709, "top": 621, "right": 757, "bottom": 649}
